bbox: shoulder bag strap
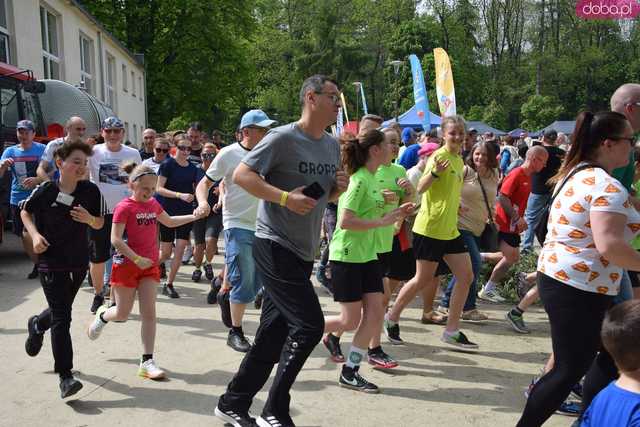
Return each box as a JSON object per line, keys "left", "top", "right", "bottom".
{"left": 547, "top": 163, "right": 598, "bottom": 207}
{"left": 477, "top": 171, "right": 495, "bottom": 225}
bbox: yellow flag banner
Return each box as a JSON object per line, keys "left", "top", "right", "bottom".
{"left": 433, "top": 48, "right": 457, "bottom": 117}
{"left": 340, "top": 93, "right": 350, "bottom": 123}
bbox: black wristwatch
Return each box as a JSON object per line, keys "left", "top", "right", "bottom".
{"left": 431, "top": 171, "right": 440, "bottom": 179}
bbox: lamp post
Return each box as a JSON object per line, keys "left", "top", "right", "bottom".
{"left": 389, "top": 60, "right": 403, "bottom": 124}
{"left": 353, "top": 82, "right": 361, "bottom": 124}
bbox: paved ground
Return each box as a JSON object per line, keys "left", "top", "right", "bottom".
{"left": 1, "top": 232, "right": 573, "bottom": 427}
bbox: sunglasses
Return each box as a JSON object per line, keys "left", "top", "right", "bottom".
{"left": 177, "top": 145, "right": 192, "bottom": 152}
{"left": 104, "top": 129, "right": 122, "bottom": 134}
{"left": 155, "top": 148, "right": 169, "bottom": 153}
{"left": 202, "top": 153, "right": 215, "bottom": 160}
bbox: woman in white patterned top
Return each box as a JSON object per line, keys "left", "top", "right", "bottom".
{"left": 518, "top": 111, "right": 640, "bottom": 426}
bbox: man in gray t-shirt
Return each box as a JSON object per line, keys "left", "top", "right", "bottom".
{"left": 215, "top": 75, "right": 348, "bottom": 427}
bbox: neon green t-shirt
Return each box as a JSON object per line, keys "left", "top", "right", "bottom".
{"left": 633, "top": 179, "right": 640, "bottom": 250}
{"left": 374, "top": 163, "right": 407, "bottom": 254}
{"left": 412, "top": 146, "right": 464, "bottom": 240}
{"left": 329, "top": 167, "right": 386, "bottom": 263}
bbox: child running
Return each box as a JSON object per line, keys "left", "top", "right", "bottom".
{"left": 22, "top": 141, "right": 105, "bottom": 398}
{"left": 86, "top": 162, "right": 201, "bottom": 379}
{"left": 323, "top": 129, "right": 413, "bottom": 392}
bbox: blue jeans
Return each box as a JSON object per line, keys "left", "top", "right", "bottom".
{"left": 225, "top": 228, "right": 261, "bottom": 304}
{"left": 522, "top": 192, "right": 550, "bottom": 251}
{"left": 441, "top": 229, "right": 481, "bottom": 311}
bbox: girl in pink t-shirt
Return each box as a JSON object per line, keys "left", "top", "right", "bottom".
{"left": 86, "top": 162, "right": 199, "bottom": 380}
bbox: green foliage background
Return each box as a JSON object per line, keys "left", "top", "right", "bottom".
{"left": 79, "top": 0, "right": 640, "bottom": 134}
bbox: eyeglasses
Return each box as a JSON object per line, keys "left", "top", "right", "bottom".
{"left": 612, "top": 136, "right": 635, "bottom": 145}
{"left": 176, "top": 145, "right": 192, "bottom": 152}
{"left": 103, "top": 129, "right": 122, "bottom": 134}
{"left": 315, "top": 92, "right": 342, "bottom": 104}
{"left": 155, "top": 148, "right": 169, "bottom": 153}
{"left": 202, "top": 153, "right": 215, "bottom": 160}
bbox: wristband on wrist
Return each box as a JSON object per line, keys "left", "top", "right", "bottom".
{"left": 132, "top": 255, "right": 142, "bottom": 265}
{"left": 88, "top": 216, "right": 95, "bottom": 227}
{"left": 279, "top": 191, "right": 289, "bottom": 207}
{"left": 431, "top": 171, "right": 440, "bottom": 178}
{"left": 175, "top": 192, "right": 180, "bottom": 199}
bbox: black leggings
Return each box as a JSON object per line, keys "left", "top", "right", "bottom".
{"left": 516, "top": 273, "right": 613, "bottom": 427}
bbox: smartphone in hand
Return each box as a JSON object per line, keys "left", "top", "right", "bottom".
{"left": 302, "top": 182, "right": 325, "bottom": 200}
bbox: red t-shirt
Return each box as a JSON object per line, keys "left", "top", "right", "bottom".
{"left": 112, "top": 197, "right": 164, "bottom": 262}
{"left": 495, "top": 166, "right": 532, "bottom": 233}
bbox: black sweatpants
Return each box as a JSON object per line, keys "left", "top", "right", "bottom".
{"left": 35, "top": 270, "right": 86, "bottom": 376}
{"left": 516, "top": 273, "right": 613, "bottom": 427}
{"left": 220, "top": 238, "right": 324, "bottom": 418}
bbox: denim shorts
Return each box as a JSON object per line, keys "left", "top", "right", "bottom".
{"left": 225, "top": 228, "right": 261, "bottom": 304}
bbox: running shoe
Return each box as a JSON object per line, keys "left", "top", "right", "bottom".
{"left": 322, "top": 333, "right": 345, "bottom": 363}
{"left": 87, "top": 305, "right": 108, "bottom": 340}
{"left": 516, "top": 272, "right": 531, "bottom": 300}
{"left": 191, "top": 268, "right": 202, "bottom": 283}
{"left": 384, "top": 319, "right": 404, "bottom": 345}
{"left": 162, "top": 283, "right": 180, "bottom": 299}
{"left": 138, "top": 358, "right": 166, "bottom": 380}
{"left": 556, "top": 400, "right": 581, "bottom": 417}
{"left": 257, "top": 413, "right": 295, "bottom": 427}
{"left": 339, "top": 365, "right": 380, "bottom": 393}
{"left": 218, "top": 289, "right": 232, "bottom": 328}
{"left": 570, "top": 381, "right": 583, "bottom": 400}
{"left": 203, "top": 263, "right": 214, "bottom": 281}
{"left": 478, "top": 287, "right": 506, "bottom": 303}
{"left": 227, "top": 329, "right": 252, "bottom": 353}
{"left": 182, "top": 244, "right": 193, "bottom": 265}
{"left": 215, "top": 405, "right": 257, "bottom": 427}
{"left": 27, "top": 264, "right": 39, "bottom": 279}
{"left": 207, "top": 276, "right": 222, "bottom": 305}
{"left": 421, "top": 310, "right": 447, "bottom": 325}
{"left": 159, "top": 262, "right": 167, "bottom": 279}
{"left": 441, "top": 330, "right": 479, "bottom": 350}
{"left": 461, "top": 309, "right": 489, "bottom": 322}
{"left": 59, "top": 376, "right": 83, "bottom": 399}
{"left": 25, "top": 315, "right": 44, "bottom": 357}
{"left": 90, "top": 293, "right": 104, "bottom": 314}
{"left": 505, "top": 311, "right": 530, "bottom": 334}
{"left": 254, "top": 288, "right": 264, "bottom": 310}
{"left": 368, "top": 348, "right": 399, "bottom": 369}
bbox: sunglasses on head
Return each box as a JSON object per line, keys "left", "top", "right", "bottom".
{"left": 177, "top": 145, "right": 192, "bottom": 152}
{"left": 104, "top": 128, "right": 122, "bottom": 134}
{"left": 155, "top": 148, "right": 169, "bottom": 153}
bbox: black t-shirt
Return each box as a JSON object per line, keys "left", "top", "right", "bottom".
{"left": 531, "top": 145, "right": 565, "bottom": 194}
{"left": 139, "top": 148, "right": 154, "bottom": 161}
{"left": 189, "top": 148, "right": 203, "bottom": 166}
{"left": 22, "top": 180, "right": 105, "bottom": 270}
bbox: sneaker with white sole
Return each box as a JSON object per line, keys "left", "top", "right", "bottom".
{"left": 461, "top": 309, "right": 489, "bottom": 322}
{"left": 257, "top": 413, "right": 294, "bottom": 427}
{"left": 505, "top": 310, "right": 530, "bottom": 334}
{"left": 441, "top": 330, "right": 479, "bottom": 350}
{"left": 138, "top": 358, "right": 166, "bottom": 380}
{"left": 384, "top": 319, "right": 404, "bottom": 345}
{"left": 87, "top": 305, "right": 108, "bottom": 340}
{"left": 215, "top": 405, "right": 257, "bottom": 427}
{"left": 339, "top": 365, "right": 380, "bottom": 393}
{"left": 478, "top": 287, "right": 506, "bottom": 303}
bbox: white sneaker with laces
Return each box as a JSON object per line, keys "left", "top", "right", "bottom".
{"left": 87, "top": 305, "right": 108, "bottom": 340}
{"left": 478, "top": 287, "right": 506, "bottom": 303}
{"left": 138, "top": 358, "right": 166, "bottom": 380}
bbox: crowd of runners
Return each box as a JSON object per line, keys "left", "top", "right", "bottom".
{"left": 2, "top": 76, "right": 640, "bottom": 427}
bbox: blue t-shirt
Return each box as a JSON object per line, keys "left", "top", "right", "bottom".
{"left": 156, "top": 157, "right": 199, "bottom": 215}
{"left": 1, "top": 142, "right": 46, "bottom": 205}
{"left": 398, "top": 144, "right": 421, "bottom": 170}
{"left": 581, "top": 381, "right": 640, "bottom": 427}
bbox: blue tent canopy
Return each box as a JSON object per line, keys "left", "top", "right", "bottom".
{"left": 530, "top": 121, "right": 576, "bottom": 138}
{"left": 509, "top": 128, "right": 528, "bottom": 138}
{"left": 382, "top": 105, "right": 442, "bottom": 130}
{"left": 466, "top": 121, "right": 506, "bottom": 136}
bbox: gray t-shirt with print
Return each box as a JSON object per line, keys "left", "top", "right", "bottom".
{"left": 242, "top": 122, "right": 340, "bottom": 261}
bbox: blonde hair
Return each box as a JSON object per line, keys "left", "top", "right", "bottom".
{"left": 121, "top": 161, "right": 156, "bottom": 182}
{"left": 440, "top": 115, "right": 466, "bottom": 133}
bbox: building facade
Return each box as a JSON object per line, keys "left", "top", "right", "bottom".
{"left": 1, "top": 0, "right": 146, "bottom": 145}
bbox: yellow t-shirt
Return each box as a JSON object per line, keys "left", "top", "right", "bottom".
{"left": 412, "top": 146, "right": 464, "bottom": 240}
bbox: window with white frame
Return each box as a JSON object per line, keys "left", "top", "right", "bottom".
{"left": 122, "top": 64, "right": 127, "bottom": 91}
{"left": 0, "top": 0, "right": 11, "bottom": 63}
{"left": 79, "top": 33, "right": 94, "bottom": 94}
{"left": 138, "top": 76, "right": 142, "bottom": 100}
{"left": 40, "top": 6, "right": 60, "bottom": 79}
{"left": 131, "top": 70, "right": 135, "bottom": 96}
{"left": 106, "top": 54, "right": 116, "bottom": 109}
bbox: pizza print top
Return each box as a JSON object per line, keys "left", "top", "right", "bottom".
{"left": 538, "top": 166, "right": 640, "bottom": 296}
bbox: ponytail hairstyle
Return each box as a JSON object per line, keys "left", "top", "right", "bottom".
{"left": 551, "top": 111, "right": 630, "bottom": 183}
{"left": 121, "top": 161, "right": 156, "bottom": 182}
{"left": 340, "top": 128, "right": 385, "bottom": 175}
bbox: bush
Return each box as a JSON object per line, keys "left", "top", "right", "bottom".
{"left": 475, "top": 250, "right": 539, "bottom": 303}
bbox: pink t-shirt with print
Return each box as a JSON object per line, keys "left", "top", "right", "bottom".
{"left": 112, "top": 197, "right": 164, "bottom": 262}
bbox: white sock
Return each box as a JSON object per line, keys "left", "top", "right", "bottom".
{"left": 484, "top": 281, "right": 497, "bottom": 293}
{"left": 345, "top": 345, "right": 367, "bottom": 369}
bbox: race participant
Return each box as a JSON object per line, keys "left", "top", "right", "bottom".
{"left": 36, "top": 116, "right": 87, "bottom": 182}
{"left": 141, "top": 137, "right": 170, "bottom": 174}
{"left": 139, "top": 128, "right": 157, "bottom": 160}
{"left": 0, "top": 120, "right": 46, "bottom": 279}
{"left": 87, "top": 117, "right": 142, "bottom": 313}
{"left": 22, "top": 141, "right": 105, "bottom": 398}
{"left": 214, "top": 75, "right": 346, "bottom": 427}
{"left": 195, "top": 109, "right": 276, "bottom": 353}
{"left": 86, "top": 162, "right": 200, "bottom": 379}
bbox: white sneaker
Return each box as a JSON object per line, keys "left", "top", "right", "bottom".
{"left": 138, "top": 358, "right": 166, "bottom": 380}
{"left": 87, "top": 305, "right": 108, "bottom": 340}
{"left": 478, "top": 287, "right": 506, "bottom": 303}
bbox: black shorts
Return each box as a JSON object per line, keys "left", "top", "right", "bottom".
{"left": 412, "top": 233, "right": 467, "bottom": 262}
{"left": 377, "top": 251, "right": 392, "bottom": 277}
{"left": 10, "top": 204, "right": 24, "bottom": 236}
{"left": 192, "top": 213, "right": 223, "bottom": 244}
{"left": 159, "top": 222, "right": 192, "bottom": 242}
{"left": 499, "top": 231, "right": 521, "bottom": 248}
{"left": 330, "top": 259, "right": 384, "bottom": 303}
{"left": 385, "top": 236, "right": 416, "bottom": 281}
{"left": 89, "top": 213, "right": 114, "bottom": 263}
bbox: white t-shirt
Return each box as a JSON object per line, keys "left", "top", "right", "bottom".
{"left": 205, "top": 142, "right": 258, "bottom": 231}
{"left": 42, "top": 137, "right": 65, "bottom": 165}
{"left": 89, "top": 143, "right": 142, "bottom": 213}
{"left": 538, "top": 166, "right": 640, "bottom": 296}
{"left": 141, "top": 156, "right": 164, "bottom": 174}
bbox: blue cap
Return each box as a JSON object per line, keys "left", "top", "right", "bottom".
{"left": 102, "top": 116, "right": 124, "bottom": 129}
{"left": 401, "top": 127, "right": 415, "bottom": 146}
{"left": 17, "top": 120, "right": 35, "bottom": 131}
{"left": 239, "top": 110, "right": 277, "bottom": 130}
